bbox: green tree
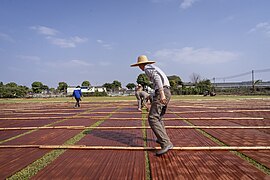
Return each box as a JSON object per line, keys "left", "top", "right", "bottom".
{"left": 57, "top": 82, "right": 68, "bottom": 93}
{"left": 168, "top": 75, "right": 183, "bottom": 95}
{"left": 136, "top": 74, "right": 151, "bottom": 89}
{"left": 43, "top": 85, "right": 49, "bottom": 90}
{"left": 126, "top": 83, "right": 136, "bottom": 90}
{"left": 196, "top": 79, "right": 212, "bottom": 94}
{"left": 31, "top": 81, "right": 44, "bottom": 93}
{"left": 112, "top": 80, "right": 121, "bottom": 89}
{"left": 168, "top": 75, "right": 182, "bottom": 87}
{"left": 0, "top": 83, "right": 29, "bottom": 98}
{"left": 103, "top": 83, "right": 113, "bottom": 91}
{"left": 16, "top": 85, "right": 29, "bottom": 97}
{"left": 103, "top": 80, "right": 122, "bottom": 92}
{"left": 49, "top": 87, "right": 56, "bottom": 93}
{"left": 82, "top": 80, "right": 91, "bottom": 87}
{"left": 6, "top": 82, "right": 18, "bottom": 87}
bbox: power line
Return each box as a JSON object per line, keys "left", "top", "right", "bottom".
{"left": 214, "top": 68, "right": 270, "bottom": 81}
{"left": 215, "top": 71, "right": 251, "bottom": 80}
{"left": 254, "top": 68, "right": 270, "bottom": 73}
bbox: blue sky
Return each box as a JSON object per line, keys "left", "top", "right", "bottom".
{"left": 1, "top": 0, "right": 270, "bottom": 88}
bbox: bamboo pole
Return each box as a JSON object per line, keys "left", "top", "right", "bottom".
{"left": 175, "top": 117, "right": 265, "bottom": 120}
{"left": 0, "top": 116, "right": 107, "bottom": 120}
{"left": 228, "top": 109, "right": 270, "bottom": 112}
{"left": 0, "top": 116, "right": 64, "bottom": 120}
{"left": 0, "top": 116, "right": 264, "bottom": 121}
{"left": 8, "top": 112, "right": 76, "bottom": 115}
{"left": 171, "top": 105, "right": 218, "bottom": 109}
{"left": 1, "top": 125, "right": 269, "bottom": 131}
{"left": 3, "top": 112, "right": 142, "bottom": 115}
{"left": 0, "top": 126, "right": 86, "bottom": 130}
{"left": 3, "top": 109, "right": 269, "bottom": 115}
{"left": 105, "top": 117, "right": 265, "bottom": 120}
{"left": 0, "top": 145, "right": 39, "bottom": 148}
{"left": 168, "top": 109, "right": 270, "bottom": 113}
{"left": 0, "top": 145, "right": 269, "bottom": 150}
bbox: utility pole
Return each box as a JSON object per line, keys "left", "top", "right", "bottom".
{"left": 252, "top": 70, "right": 255, "bottom": 92}
{"left": 213, "top": 77, "right": 216, "bottom": 92}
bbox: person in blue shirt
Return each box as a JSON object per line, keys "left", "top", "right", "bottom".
{"left": 72, "top": 86, "right": 82, "bottom": 108}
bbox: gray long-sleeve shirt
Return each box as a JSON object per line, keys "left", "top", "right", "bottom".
{"left": 144, "top": 64, "right": 170, "bottom": 90}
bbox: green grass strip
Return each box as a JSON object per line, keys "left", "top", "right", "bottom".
{"left": 7, "top": 149, "right": 66, "bottom": 180}
{"left": 178, "top": 114, "right": 270, "bottom": 175}
{"left": 7, "top": 107, "right": 121, "bottom": 179}
{"left": 142, "top": 109, "right": 151, "bottom": 180}
{"left": 231, "top": 150, "right": 270, "bottom": 175}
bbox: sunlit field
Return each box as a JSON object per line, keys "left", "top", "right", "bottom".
{"left": 0, "top": 95, "right": 270, "bottom": 179}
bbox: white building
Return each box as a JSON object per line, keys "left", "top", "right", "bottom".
{"left": 67, "top": 86, "right": 107, "bottom": 95}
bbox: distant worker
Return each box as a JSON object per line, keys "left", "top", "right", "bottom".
{"left": 73, "top": 86, "right": 82, "bottom": 108}
{"left": 135, "top": 84, "right": 150, "bottom": 111}
{"left": 131, "top": 55, "right": 173, "bottom": 156}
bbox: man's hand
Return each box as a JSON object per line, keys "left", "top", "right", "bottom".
{"left": 159, "top": 89, "right": 167, "bottom": 105}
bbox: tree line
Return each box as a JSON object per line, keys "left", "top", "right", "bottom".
{"left": 0, "top": 82, "right": 29, "bottom": 98}
{"left": 0, "top": 81, "right": 69, "bottom": 98}
{"left": 0, "top": 80, "right": 123, "bottom": 98}
{"left": 0, "top": 73, "right": 214, "bottom": 98}
{"left": 132, "top": 73, "right": 213, "bottom": 95}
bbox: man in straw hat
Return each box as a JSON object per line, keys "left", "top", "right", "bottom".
{"left": 131, "top": 55, "right": 173, "bottom": 156}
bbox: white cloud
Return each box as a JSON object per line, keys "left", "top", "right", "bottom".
{"left": 248, "top": 22, "right": 270, "bottom": 37}
{"left": 31, "top": 25, "right": 88, "bottom": 48}
{"left": 30, "top": 26, "right": 58, "bottom": 36}
{"left": 46, "top": 36, "right": 88, "bottom": 48}
{"left": 16, "top": 55, "right": 41, "bottom": 63}
{"left": 97, "top": 39, "right": 113, "bottom": 50}
{"left": 150, "top": 0, "right": 198, "bottom": 9}
{"left": 46, "top": 37, "right": 76, "bottom": 48}
{"left": 70, "top": 60, "right": 92, "bottom": 66}
{"left": 0, "top": 32, "right": 15, "bottom": 42}
{"left": 153, "top": 47, "right": 240, "bottom": 64}
{"left": 97, "top": 40, "right": 103, "bottom": 44}
{"left": 47, "top": 59, "right": 93, "bottom": 68}
{"left": 180, "top": 0, "right": 198, "bottom": 9}
{"left": 71, "top": 36, "right": 88, "bottom": 43}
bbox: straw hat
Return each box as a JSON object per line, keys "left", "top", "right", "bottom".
{"left": 130, "top": 55, "right": 155, "bottom": 67}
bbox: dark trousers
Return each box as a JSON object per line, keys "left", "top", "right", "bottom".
{"left": 75, "top": 98, "right": 81, "bottom": 107}
{"left": 148, "top": 87, "right": 172, "bottom": 147}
